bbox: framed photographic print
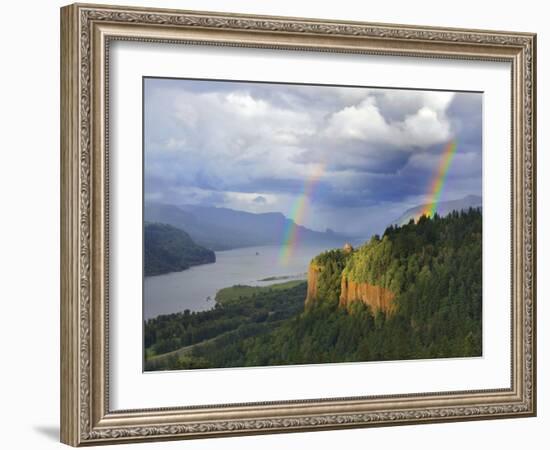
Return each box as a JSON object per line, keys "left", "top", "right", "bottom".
{"left": 60, "top": 3, "right": 537, "bottom": 446}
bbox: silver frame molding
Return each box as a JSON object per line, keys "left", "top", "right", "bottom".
{"left": 60, "top": 3, "right": 537, "bottom": 446}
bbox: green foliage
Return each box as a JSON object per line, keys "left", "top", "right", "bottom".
{"left": 144, "top": 282, "right": 307, "bottom": 370}
{"left": 145, "top": 209, "right": 482, "bottom": 370}
{"left": 311, "top": 249, "right": 351, "bottom": 306}
{"left": 345, "top": 209, "right": 482, "bottom": 295}
{"left": 144, "top": 222, "right": 215, "bottom": 276}
{"left": 215, "top": 280, "right": 304, "bottom": 305}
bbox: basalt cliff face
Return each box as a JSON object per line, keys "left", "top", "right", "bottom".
{"left": 339, "top": 275, "right": 396, "bottom": 314}
{"left": 305, "top": 263, "right": 322, "bottom": 308}
{"left": 305, "top": 258, "right": 396, "bottom": 315}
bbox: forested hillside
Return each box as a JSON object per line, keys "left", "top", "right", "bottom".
{"left": 144, "top": 222, "right": 215, "bottom": 276}
{"left": 144, "top": 209, "right": 482, "bottom": 370}
{"left": 392, "top": 194, "right": 482, "bottom": 226}
{"left": 144, "top": 281, "right": 306, "bottom": 370}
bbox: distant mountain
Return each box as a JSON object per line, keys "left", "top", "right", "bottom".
{"left": 392, "top": 195, "right": 482, "bottom": 227}
{"left": 145, "top": 203, "right": 234, "bottom": 251}
{"left": 144, "top": 203, "right": 347, "bottom": 251}
{"left": 144, "top": 222, "right": 215, "bottom": 276}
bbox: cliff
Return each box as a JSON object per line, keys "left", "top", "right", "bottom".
{"left": 304, "top": 247, "right": 396, "bottom": 315}
{"left": 306, "top": 209, "right": 483, "bottom": 318}
{"left": 339, "top": 275, "right": 396, "bottom": 314}
{"left": 305, "top": 263, "right": 322, "bottom": 308}
{"left": 303, "top": 248, "right": 351, "bottom": 309}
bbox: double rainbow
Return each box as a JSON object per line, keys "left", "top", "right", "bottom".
{"left": 278, "top": 140, "right": 457, "bottom": 263}
{"left": 418, "top": 140, "right": 458, "bottom": 220}
{"left": 279, "top": 164, "right": 325, "bottom": 265}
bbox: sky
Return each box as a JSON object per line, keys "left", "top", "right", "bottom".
{"left": 144, "top": 78, "right": 482, "bottom": 237}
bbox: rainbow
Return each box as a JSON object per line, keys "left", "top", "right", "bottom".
{"left": 279, "top": 164, "right": 325, "bottom": 265}
{"left": 418, "top": 140, "right": 458, "bottom": 220}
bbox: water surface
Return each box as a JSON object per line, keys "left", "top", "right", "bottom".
{"left": 144, "top": 243, "right": 336, "bottom": 319}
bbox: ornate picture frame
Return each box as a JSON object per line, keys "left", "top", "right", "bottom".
{"left": 60, "top": 3, "right": 536, "bottom": 446}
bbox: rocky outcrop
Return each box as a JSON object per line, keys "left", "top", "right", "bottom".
{"left": 305, "top": 263, "right": 322, "bottom": 308}
{"left": 339, "top": 275, "right": 396, "bottom": 314}
{"left": 305, "top": 258, "right": 396, "bottom": 315}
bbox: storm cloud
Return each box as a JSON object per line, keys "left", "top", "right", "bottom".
{"left": 144, "top": 78, "right": 482, "bottom": 236}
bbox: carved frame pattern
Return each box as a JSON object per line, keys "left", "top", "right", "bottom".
{"left": 60, "top": 3, "right": 536, "bottom": 446}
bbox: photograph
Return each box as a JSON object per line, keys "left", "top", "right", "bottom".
{"left": 57, "top": 2, "right": 536, "bottom": 446}
{"left": 142, "top": 78, "right": 483, "bottom": 371}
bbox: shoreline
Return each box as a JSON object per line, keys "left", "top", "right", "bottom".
{"left": 145, "top": 278, "right": 307, "bottom": 322}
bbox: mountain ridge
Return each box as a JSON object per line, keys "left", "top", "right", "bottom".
{"left": 391, "top": 195, "right": 482, "bottom": 227}
{"left": 145, "top": 202, "right": 348, "bottom": 251}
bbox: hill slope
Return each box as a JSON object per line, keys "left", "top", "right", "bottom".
{"left": 144, "top": 222, "right": 215, "bottom": 276}
{"left": 392, "top": 195, "right": 482, "bottom": 226}
{"left": 145, "top": 209, "right": 482, "bottom": 369}
{"left": 145, "top": 202, "right": 347, "bottom": 251}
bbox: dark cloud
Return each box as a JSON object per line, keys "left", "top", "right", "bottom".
{"left": 144, "top": 78, "right": 482, "bottom": 234}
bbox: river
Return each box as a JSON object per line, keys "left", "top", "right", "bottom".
{"left": 144, "top": 243, "right": 338, "bottom": 319}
